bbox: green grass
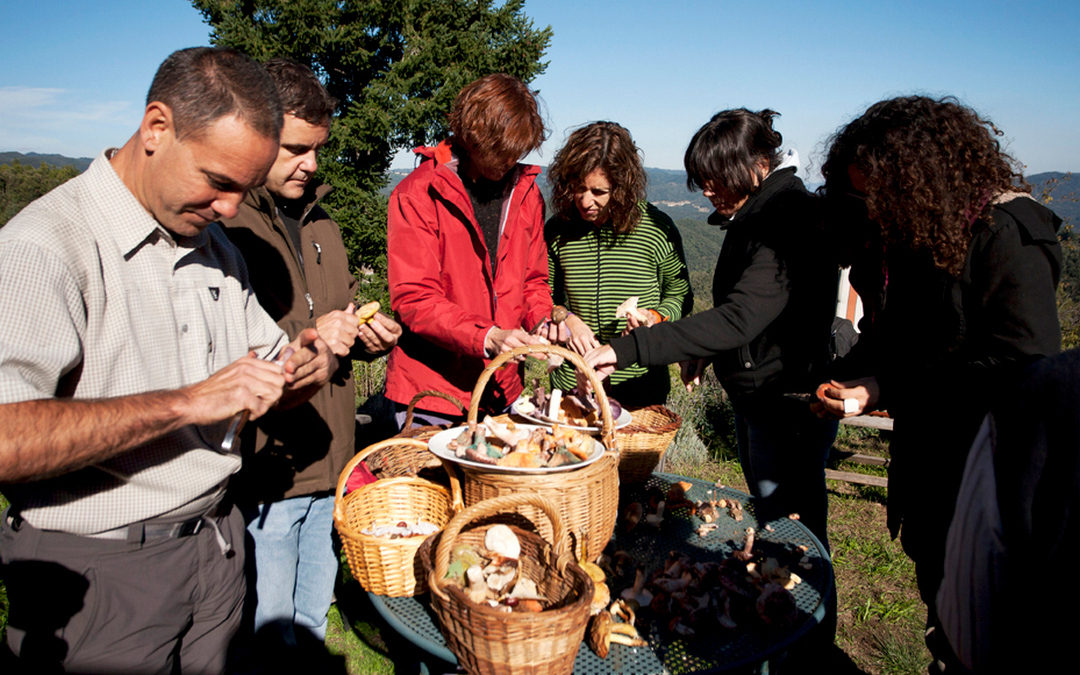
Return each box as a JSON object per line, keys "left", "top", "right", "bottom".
{"left": 872, "top": 631, "right": 930, "bottom": 675}
{"left": 831, "top": 529, "right": 915, "bottom": 579}
{"left": 325, "top": 604, "right": 394, "bottom": 674}
{"left": 853, "top": 594, "right": 922, "bottom": 624}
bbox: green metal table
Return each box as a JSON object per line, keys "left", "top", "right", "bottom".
{"left": 367, "top": 472, "right": 833, "bottom": 674}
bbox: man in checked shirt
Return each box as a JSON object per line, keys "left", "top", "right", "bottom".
{"left": 0, "top": 47, "right": 334, "bottom": 673}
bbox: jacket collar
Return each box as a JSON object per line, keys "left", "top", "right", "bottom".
{"left": 707, "top": 166, "right": 801, "bottom": 227}
{"left": 417, "top": 140, "right": 541, "bottom": 204}
{"left": 243, "top": 181, "right": 332, "bottom": 225}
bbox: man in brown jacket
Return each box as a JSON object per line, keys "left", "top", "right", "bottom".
{"left": 222, "top": 59, "right": 400, "bottom": 648}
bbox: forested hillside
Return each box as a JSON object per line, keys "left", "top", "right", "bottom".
{"left": 0, "top": 160, "right": 80, "bottom": 226}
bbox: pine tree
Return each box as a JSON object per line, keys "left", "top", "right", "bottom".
{"left": 192, "top": 0, "right": 552, "bottom": 304}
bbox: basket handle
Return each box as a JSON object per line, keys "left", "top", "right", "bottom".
{"left": 334, "top": 437, "right": 464, "bottom": 523}
{"left": 430, "top": 493, "right": 572, "bottom": 597}
{"left": 402, "top": 389, "right": 465, "bottom": 428}
{"left": 471, "top": 344, "right": 616, "bottom": 449}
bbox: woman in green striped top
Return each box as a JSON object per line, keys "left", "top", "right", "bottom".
{"left": 545, "top": 122, "right": 692, "bottom": 407}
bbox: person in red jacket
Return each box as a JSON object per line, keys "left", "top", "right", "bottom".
{"left": 387, "top": 74, "right": 559, "bottom": 426}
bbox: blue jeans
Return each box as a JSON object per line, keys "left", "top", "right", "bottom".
{"left": 244, "top": 494, "right": 337, "bottom": 644}
{"left": 733, "top": 396, "right": 838, "bottom": 551}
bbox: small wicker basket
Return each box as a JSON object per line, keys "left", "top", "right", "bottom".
{"left": 360, "top": 390, "right": 467, "bottom": 481}
{"left": 333, "top": 437, "right": 462, "bottom": 597}
{"left": 458, "top": 344, "right": 619, "bottom": 562}
{"left": 397, "top": 389, "right": 467, "bottom": 442}
{"left": 425, "top": 493, "right": 593, "bottom": 675}
{"left": 614, "top": 404, "right": 682, "bottom": 484}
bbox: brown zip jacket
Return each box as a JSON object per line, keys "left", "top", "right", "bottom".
{"left": 221, "top": 184, "right": 360, "bottom": 502}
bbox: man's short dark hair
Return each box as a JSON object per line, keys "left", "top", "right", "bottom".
{"left": 147, "top": 47, "right": 283, "bottom": 141}
{"left": 263, "top": 59, "right": 337, "bottom": 126}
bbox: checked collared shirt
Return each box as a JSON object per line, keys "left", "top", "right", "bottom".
{"left": 0, "top": 151, "right": 288, "bottom": 534}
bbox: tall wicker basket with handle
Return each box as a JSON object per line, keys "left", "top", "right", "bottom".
{"left": 334, "top": 437, "right": 462, "bottom": 597}
{"left": 457, "top": 344, "right": 619, "bottom": 562}
{"left": 424, "top": 493, "right": 593, "bottom": 674}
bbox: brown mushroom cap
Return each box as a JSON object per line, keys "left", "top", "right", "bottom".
{"left": 591, "top": 580, "right": 611, "bottom": 615}
{"left": 588, "top": 611, "right": 615, "bottom": 658}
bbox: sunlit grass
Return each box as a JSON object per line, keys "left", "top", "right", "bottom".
{"left": 872, "top": 630, "right": 928, "bottom": 675}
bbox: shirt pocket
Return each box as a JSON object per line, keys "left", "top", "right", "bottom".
{"left": 172, "top": 268, "right": 249, "bottom": 379}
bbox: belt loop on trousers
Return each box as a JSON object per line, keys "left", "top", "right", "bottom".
{"left": 127, "top": 521, "right": 145, "bottom": 544}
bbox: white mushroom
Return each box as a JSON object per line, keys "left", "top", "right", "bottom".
{"left": 484, "top": 524, "right": 521, "bottom": 560}
{"left": 466, "top": 565, "right": 490, "bottom": 604}
{"left": 614, "top": 296, "right": 650, "bottom": 324}
{"left": 508, "top": 578, "right": 545, "bottom": 601}
{"left": 483, "top": 563, "right": 518, "bottom": 593}
{"left": 620, "top": 567, "right": 654, "bottom": 608}
{"left": 547, "top": 388, "right": 563, "bottom": 420}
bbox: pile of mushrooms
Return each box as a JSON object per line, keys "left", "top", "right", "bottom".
{"left": 599, "top": 482, "right": 810, "bottom": 641}
{"left": 695, "top": 489, "right": 745, "bottom": 537}
{"left": 361, "top": 520, "right": 440, "bottom": 539}
{"left": 581, "top": 560, "right": 649, "bottom": 658}
{"left": 446, "top": 417, "right": 593, "bottom": 469}
{"left": 444, "top": 524, "right": 547, "bottom": 613}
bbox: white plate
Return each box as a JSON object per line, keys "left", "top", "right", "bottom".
{"left": 427, "top": 424, "right": 606, "bottom": 474}
{"left": 510, "top": 398, "right": 632, "bottom": 432}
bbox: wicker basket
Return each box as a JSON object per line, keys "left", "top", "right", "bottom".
{"left": 359, "top": 390, "right": 467, "bottom": 480}
{"left": 334, "top": 438, "right": 462, "bottom": 597}
{"left": 459, "top": 344, "right": 619, "bottom": 562}
{"left": 425, "top": 493, "right": 592, "bottom": 675}
{"left": 397, "top": 389, "right": 467, "bottom": 441}
{"left": 614, "top": 404, "right": 682, "bottom": 484}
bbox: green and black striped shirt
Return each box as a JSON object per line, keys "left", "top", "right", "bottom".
{"left": 546, "top": 202, "right": 692, "bottom": 392}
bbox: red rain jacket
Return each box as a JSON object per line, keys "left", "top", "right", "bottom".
{"left": 386, "top": 141, "right": 552, "bottom": 415}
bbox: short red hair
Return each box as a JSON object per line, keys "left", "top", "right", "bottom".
{"left": 448, "top": 73, "right": 546, "bottom": 164}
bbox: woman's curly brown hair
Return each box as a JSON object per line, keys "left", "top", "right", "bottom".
{"left": 822, "top": 96, "right": 1027, "bottom": 276}
{"left": 548, "top": 121, "right": 646, "bottom": 234}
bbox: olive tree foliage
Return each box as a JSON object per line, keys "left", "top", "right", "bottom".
{"left": 192, "top": 0, "right": 552, "bottom": 305}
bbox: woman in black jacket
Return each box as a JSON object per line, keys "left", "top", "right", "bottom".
{"left": 815, "top": 95, "right": 1062, "bottom": 672}
{"left": 585, "top": 109, "right": 840, "bottom": 547}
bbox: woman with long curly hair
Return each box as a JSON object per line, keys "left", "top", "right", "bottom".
{"left": 545, "top": 121, "right": 692, "bottom": 406}
{"left": 816, "top": 95, "right": 1062, "bottom": 671}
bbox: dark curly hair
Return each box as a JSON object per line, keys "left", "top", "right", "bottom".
{"left": 684, "top": 108, "right": 783, "bottom": 196}
{"left": 822, "top": 95, "right": 1027, "bottom": 276}
{"left": 548, "top": 121, "right": 646, "bottom": 234}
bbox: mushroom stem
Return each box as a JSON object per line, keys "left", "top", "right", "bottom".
{"left": 733, "top": 527, "right": 756, "bottom": 561}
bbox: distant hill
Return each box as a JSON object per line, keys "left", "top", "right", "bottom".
{"left": 11, "top": 150, "right": 1074, "bottom": 229}
{"left": 383, "top": 165, "right": 1078, "bottom": 310}
{"left": 1028, "top": 172, "right": 1078, "bottom": 227}
{"left": 385, "top": 165, "right": 713, "bottom": 218}
{"left": 0, "top": 151, "right": 92, "bottom": 172}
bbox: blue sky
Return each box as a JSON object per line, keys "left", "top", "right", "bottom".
{"left": 2, "top": 1, "right": 1078, "bottom": 180}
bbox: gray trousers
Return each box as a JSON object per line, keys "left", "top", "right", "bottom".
{"left": 0, "top": 506, "right": 246, "bottom": 674}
